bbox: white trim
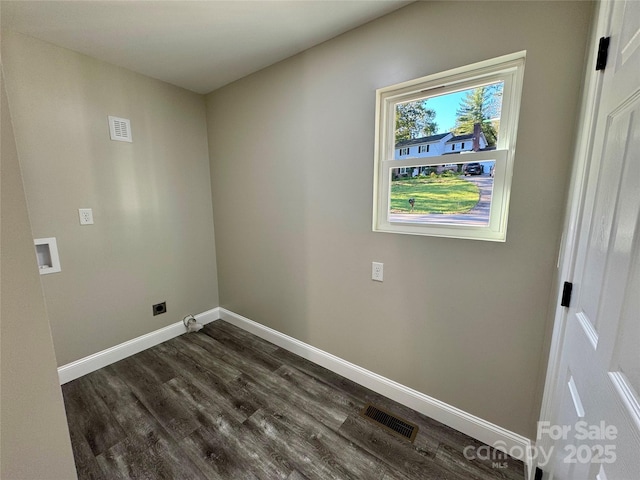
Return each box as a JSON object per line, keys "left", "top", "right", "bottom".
{"left": 596, "top": 464, "right": 609, "bottom": 480}
{"left": 57, "top": 305, "right": 533, "bottom": 474}
{"left": 218, "top": 308, "right": 533, "bottom": 469}
{"left": 576, "top": 311, "right": 599, "bottom": 350}
{"left": 373, "top": 52, "right": 526, "bottom": 242}
{"left": 538, "top": 0, "right": 611, "bottom": 476}
{"left": 57, "top": 307, "right": 219, "bottom": 384}
{"left": 568, "top": 375, "right": 586, "bottom": 418}
{"left": 608, "top": 371, "right": 640, "bottom": 433}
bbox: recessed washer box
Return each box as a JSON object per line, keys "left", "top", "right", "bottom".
{"left": 34, "top": 237, "right": 61, "bottom": 274}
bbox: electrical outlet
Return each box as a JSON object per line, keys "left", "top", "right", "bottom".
{"left": 153, "top": 302, "right": 167, "bottom": 316}
{"left": 372, "top": 262, "right": 384, "bottom": 282}
{"left": 78, "top": 208, "right": 94, "bottom": 225}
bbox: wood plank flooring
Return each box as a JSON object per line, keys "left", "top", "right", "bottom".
{"left": 62, "top": 321, "right": 525, "bottom": 479}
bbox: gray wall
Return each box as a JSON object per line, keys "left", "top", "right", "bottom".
{"left": 206, "top": 1, "right": 592, "bottom": 438}
{"left": 2, "top": 31, "right": 219, "bottom": 366}
{"left": 1, "top": 71, "right": 77, "bottom": 479}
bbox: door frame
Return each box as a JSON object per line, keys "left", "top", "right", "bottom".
{"left": 536, "top": 0, "right": 614, "bottom": 475}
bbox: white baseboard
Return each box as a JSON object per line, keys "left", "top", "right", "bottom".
{"left": 57, "top": 307, "right": 219, "bottom": 384}
{"left": 57, "top": 305, "right": 532, "bottom": 474}
{"left": 219, "top": 307, "right": 533, "bottom": 472}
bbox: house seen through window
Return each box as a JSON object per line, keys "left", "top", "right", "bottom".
{"left": 373, "top": 52, "right": 525, "bottom": 241}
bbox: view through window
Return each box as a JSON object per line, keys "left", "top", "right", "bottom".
{"left": 373, "top": 52, "right": 525, "bottom": 241}
{"left": 390, "top": 83, "right": 503, "bottom": 227}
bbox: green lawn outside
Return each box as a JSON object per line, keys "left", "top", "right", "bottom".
{"left": 390, "top": 176, "right": 480, "bottom": 214}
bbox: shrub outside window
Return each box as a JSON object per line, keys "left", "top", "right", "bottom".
{"left": 372, "top": 52, "right": 525, "bottom": 241}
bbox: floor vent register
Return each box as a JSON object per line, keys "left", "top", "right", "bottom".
{"left": 360, "top": 403, "right": 418, "bottom": 442}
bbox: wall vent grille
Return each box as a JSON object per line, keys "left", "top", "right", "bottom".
{"left": 108, "top": 116, "right": 132, "bottom": 142}
{"left": 360, "top": 403, "right": 418, "bottom": 442}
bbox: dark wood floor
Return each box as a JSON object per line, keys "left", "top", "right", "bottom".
{"left": 62, "top": 320, "right": 524, "bottom": 479}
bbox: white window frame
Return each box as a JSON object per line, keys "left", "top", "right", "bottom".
{"left": 372, "top": 52, "right": 526, "bottom": 242}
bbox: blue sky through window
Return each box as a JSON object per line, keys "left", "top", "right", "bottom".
{"left": 404, "top": 82, "right": 503, "bottom": 136}
{"left": 425, "top": 90, "right": 467, "bottom": 133}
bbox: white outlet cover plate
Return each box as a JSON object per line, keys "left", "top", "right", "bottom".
{"left": 372, "top": 262, "right": 383, "bottom": 282}
{"left": 79, "top": 208, "right": 94, "bottom": 225}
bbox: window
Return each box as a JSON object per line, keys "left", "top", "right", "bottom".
{"left": 418, "top": 145, "right": 429, "bottom": 153}
{"left": 372, "top": 52, "right": 525, "bottom": 241}
{"left": 399, "top": 147, "right": 410, "bottom": 156}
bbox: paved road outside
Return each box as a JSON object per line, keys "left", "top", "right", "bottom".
{"left": 388, "top": 174, "right": 494, "bottom": 226}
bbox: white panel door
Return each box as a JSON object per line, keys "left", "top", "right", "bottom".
{"left": 543, "top": 1, "right": 640, "bottom": 479}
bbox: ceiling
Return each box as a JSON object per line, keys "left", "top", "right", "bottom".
{"left": 1, "top": 0, "right": 412, "bottom": 94}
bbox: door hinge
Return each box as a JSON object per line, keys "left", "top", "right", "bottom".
{"left": 561, "top": 281, "right": 573, "bottom": 308}
{"left": 596, "top": 36, "right": 610, "bottom": 71}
